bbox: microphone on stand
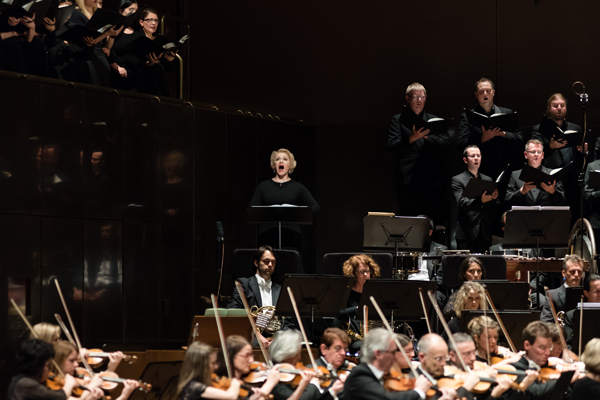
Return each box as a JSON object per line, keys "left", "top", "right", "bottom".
{"left": 573, "top": 81, "right": 588, "bottom": 105}
{"left": 216, "top": 221, "right": 225, "bottom": 242}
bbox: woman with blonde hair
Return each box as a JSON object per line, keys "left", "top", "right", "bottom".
{"left": 31, "top": 322, "right": 61, "bottom": 345}
{"left": 444, "top": 281, "right": 486, "bottom": 338}
{"left": 467, "top": 316, "right": 514, "bottom": 363}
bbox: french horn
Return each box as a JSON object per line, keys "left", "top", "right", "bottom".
{"left": 250, "top": 305, "right": 281, "bottom": 335}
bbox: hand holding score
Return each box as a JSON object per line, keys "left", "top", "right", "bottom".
{"left": 481, "top": 126, "right": 501, "bottom": 143}
{"left": 520, "top": 181, "right": 536, "bottom": 195}
{"left": 540, "top": 180, "right": 556, "bottom": 194}
{"left": 549, "top": 136, "right": 567, "bottom": 149}
{"left": 481, "top": 188, "right": 498, "bottom": 203}
{"left": 409, "top": 124, "right": 430, "bottom": 143}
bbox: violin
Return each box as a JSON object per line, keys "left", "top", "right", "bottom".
{"left": 86, "top": 349, "right": 138, "bottom": 368}
{"left": 440, "top": 365, "right": 523, "bottom": 394}
{"left": 75, "top": 367, "right": 152, "bottom": 393}
{"left": 473, "top": 360, "right": 527, "bottom": 383}
{"left": 243, "top": 362, "right": 333, "bottom": 388}
{"left": 383, "top": 369, "right": 416, "bottom": 393}
{"left": 46, "top": 374, "right": 87, "bottom": 397}
{"left": 211, "top": 374, "right": 250, "bottom": 399}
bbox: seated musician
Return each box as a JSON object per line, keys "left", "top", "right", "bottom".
{"left": 443, "top": 281, "right": 487, "bottom": 339}
{"left": 392, "top": 334, "right": 418, "bottom": 375}
{"left": 547, "top": 324, "right": 579, "bottom": 364}
{"left": 53, "top": 341, "right": 139, "bottom": 400}
{"left": 564, "top": 274, "right": 600, "bottom": 347}
{"left": 540, "top": 255, "right": 584, "bottom": 323}
{"left": 416, "top": 333, "right": 478, "bottom": 400}
{"left": 467, "top": 316, "right": 515, "bottom": 364}
{"left": 443, "top": 257, "right": 486, "bottom": 321}
{"left": 177, "top": 341, "right": 243, "bottom": 400}
{"left": 268, "top": 330, "right": 341, "bottom": 400}
{"left": 310, "top": 328, "right": 355, "bottom": 378}
{"left": 571, "top": 338, "right": 600, "bottom": 397}
{"left": 227, "top": 246, "right": 285, "bottom": 349}
{"left": 340, "top": 254, "right": 381, "bottom": 354}
{"left": 215, "top": 335, "right": 279, "bottom": 400}
{"left": 7, "top": 339, "right": 94, "bottom": 400}
{"left": 345, "top": 328, "right": 434, "bottom": 400}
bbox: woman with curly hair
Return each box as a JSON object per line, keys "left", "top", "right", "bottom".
{"left": 443, "top": 257, "right": 487, "bottom": 320}
{"left": 443, "top": 281, "right": 487, "bottom": 339}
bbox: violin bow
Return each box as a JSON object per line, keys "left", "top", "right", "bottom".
{"left": 211, "top": 294, "right": 233, "bottom": 380}
{"left": 544, "top": 286, "right": 572, "bottom": 363}
{"left": 484, "top": 289, "right": 517, "bottom": 354}
{"left": 426, "top": 291, "right": 471, "bottom": 373}
{"left": 235, "top": 281, "right": 272, "bottom": 366}
{"left": 579, "top": 294, "right": 584, "bottom": 360}
{"left": 481, "top": 288, "right": 490, "bottom": 365}
{"left": 363, "top": 305, "right": 369, "bottom": 337}
{"left": 418, "top": 288, "right": 432, "bottom": 334}
{"left": 53, "top": 278, "right": 96, "bottom": 377}
{"left": 10, "top": 298, "right": 66, "bottom": 378}
{"left": 286, "top": 287, "right": 319, "bottom": 373}
{"left": 369, "top": 296, "right": 427, "bottom": 383}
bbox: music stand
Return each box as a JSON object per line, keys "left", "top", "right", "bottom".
{"left": 503, "top": 208, "right": 571, "bottom": 309}
{"left": 356, "top": 280, "right": 437, "bottom": 323}
{"left": 564, "top": 287, "right": 584, "bottom": 311}
{"left": 247, "top": 206, "right": 313, "bottom": 249}
{"left": 363, "top": 215, "right": 430, "bottom": 278}
{"left": 479, "top": 280, "right": 530, "bottom": 310}
{"left": 572, "top": 306, "right": 600, "bottom": 354}
{"left": 276, "top": 274, "right": 354, "bottom": 341}
{"left": 460, "top": 310, "right": 541, "bottom": 351}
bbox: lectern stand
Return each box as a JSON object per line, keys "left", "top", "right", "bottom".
{"left": 503, "top": 207, "right": 571, "bottom": 309}
{"left": 247, "top": 206, "right": 312, "bottom": 249}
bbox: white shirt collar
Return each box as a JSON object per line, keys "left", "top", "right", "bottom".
{"left": 255, "top": 274, "right": 272, "bottom": 289}
{"left": 367, "top": 363, "right": 385, "bottom": 382}
{"left": 525, "top": 355, "right": 541, "bottom": 371}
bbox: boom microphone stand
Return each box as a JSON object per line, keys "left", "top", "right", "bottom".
{"left": 573, "top": 81, "right": 588, "bottom": 261}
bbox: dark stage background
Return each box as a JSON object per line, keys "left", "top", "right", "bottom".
{"left": 2, "top": 0, "right": 600, "bottom": 388}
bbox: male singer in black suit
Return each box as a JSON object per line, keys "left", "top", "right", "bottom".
{"left": 451, "top": 145, "right": 498, "bottom": 253}
{"left": 540, "top": 254, "right": 584, "bottom": 323}
{"left": 458, "top": 78, "right": 523, "bottom": 180}
{"left": 388, "top": 82, "right": 450, "bottom": 222}
{"left": 345, "top": 329, "right": 435, "bottom": 400}
{"left": 504, "top": 139, "right": 566, "bottom": 207}
{"left": 227, "top": 245, "right": 282, "bottom": 348}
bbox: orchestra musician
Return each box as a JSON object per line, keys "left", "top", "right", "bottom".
{"left": 443, "top": 281, "right": 487, "bottom": 339}
{"left": 177, "top": 341, "right": 243, "bottom": 400}
{"left": 467, "top": 317, "right": 514, "bottom": 364}
{"left": 540, "top": 255, "right": 584, "bottom": 323}
{"left": 391, "top": 334, "right": 417, "bottom": 374}
{"left": 309, "top": 328, "right": 355, "bottom": 380}
{"left": 227, "top": 246, "right": 285, "bottom": 349}
{"left": 451, "top": 145, "right": 498, "bottom": 254}
{"left": 443, "top": 257, "right": 487, "bottom": 321}
{"left": 344, "top": 328, "right": 436, "bottom": 400}
{"left": 571, "top": 338, "right": 600, "bottom": 397}
{"left": 564, "top": 274, "right": 600, "bottom": 347}
{"left": 268, "top": 329, "right": 342, "bottom": 400}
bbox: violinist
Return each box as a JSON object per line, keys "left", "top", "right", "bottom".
{"left": 468, "top": 317, "right": 515, "bottom": 364}
{"left": 392, "top": 334, "right": 417, "bottom": 374}
{"left": 310, "top": 328, "right": 355, "bottom": 379}
{"left": 417, "top": 333, "right": 478, "bottom": 400}
{"left": 177, "top": 341, "right": 242, "bottom": 400}
{"left": 546, "top": 324, "right": 578, "bottom": 363}
{"left": 571, "top": 338, "right": 600, "bottom": 397}
{"left": 268, "top": 330, "right": 340, "bottom": 400}
{"left": 345, "top": 328, "right": 435, "bottom": 400}
{"left": 7, "top": 339, "right": 80, "bottom": 400}
{"left": 215, "top": 335, "right": 278, "bottom": 400}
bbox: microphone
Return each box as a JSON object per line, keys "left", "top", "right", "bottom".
{"left": 573, "top": 81, "right": 588, "bottom": 105}
{"left": 216, "top": 221, "right": 225, "bottom": 242}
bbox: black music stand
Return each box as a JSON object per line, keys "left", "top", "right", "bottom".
{"left": 356, "top": 280, "right": 437, "bottom": 323}
{"left": 564, "top": 287, "right": 584, "bottom": 311}
{"left": 503, "top": 207, "right": 571, "bottom": 309}
{"left": 479, "top": 280, "right": 530, "bottom": 310}
{"left": 572, "top": 305, "right": 600, "bottom": 354}
{"left": 460, "top": 310, "right": 541, "bottom": 351}
{"left": 363, "top": 215, "right": 430, "bottom": 278}
{"left": 247, "top": 206, "right": 312, "bottom": 249}
{"left": 276, "top": 274, "right": 353, "bottom": 342}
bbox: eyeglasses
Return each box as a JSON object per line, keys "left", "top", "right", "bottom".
{"left": 410, "top": 96, "right": 426, "bottom": 101}
{"left": 143, "top": 18, "right": 159, "bottom": 23}
{"left": 236, "top": 353, "right": 254, "bottom": 360}
{"left": 526, "top": 150, "right": 543, "bottom": 155}
{"left": 357, "top": 269, "right": 371, "bottom": 275}
{"left": 467, "top": 155, "right": 481, "bottom": 159}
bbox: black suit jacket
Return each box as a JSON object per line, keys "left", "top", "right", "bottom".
{"left": 531, "top": 121, "right": 583, "bottom": 170}
{"left": 458, "top": 105, "right": 523, "bottom": 179}
{"left": 504, "top": 166, "right": 566, "bottom": 207}
{"left": 451, "top": 170, "right": 494, "bottom": 243}
{"left": 584, "top": 159, "right": 600, "bottom": 229}
{"left": 345, "top": 362, "right": 421, "bottom": 400}
{"left": 227, "top": 275, "right": 281, "bottom": 309}
{"left": 540, "top": 285, "right": 567, "bottom": 323}
{"left": 271, "top": 381, "right": 334, "bottom": 400}
{"left": 388, "top": 110, "right": 450, "bottom": 186}
{"left": 510, "top": 355, "right": 558, "bottom": 400}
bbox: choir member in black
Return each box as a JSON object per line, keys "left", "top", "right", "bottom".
{"left": 467, "top": 317, "right": 515, "bottom": 364}
{"left": 584, "top": 154, "right": 600, "bottom": 251}
{"left": 571, "top": 338, "right": 600, "bottom": 397}
{"left": 564, "top": 274, "right": 600, "bottom": 347}
{"left": 65, "top": 0, "right": 123, "bottom": 87}
{"left": 107, "top": 0, "right": 141, "bottom": 91}
{"left": 0, "top": 13, "right": 35, "bottom": 73}
{"left": 509, "top": 321, "right": 572, "bottom": 400}
{"left": 444, "top": 281, "right": 487, "bottom": 339}
{"left": 268, "top": 330, "right": 341, "bottom": 400}
{"left": 345, "top": 328, "right": 435, "bottom": 400}
{"left": 137, "top": 8, "right": 176, "bottom": 96}
{"left": 416, "top": 333, "right": 478, "bottom": 400}
{"left": 458, "top": 78, "right": 523, "bottom": 180}
{"left": 215, "top": 336, "right": 279, "bottom": 400}
{"left": 7, "top": 339, "right": 77, "bottom": 400}
{"left": 250, "top": 148, "right": 320, "bottom": 269}
{"left": 388, "top": 82, "right": 450, "bottom": 222}
{"left": 340, "top": 254, "right": 381, "bottom": 354}
{"left": 540, "top": 254, "right": 583, "bottom": 323}
{"left": 227, "top": 246, "right": 285, "bottom": 349}
{"left": 177, "top": 341, "right": 243, "bottom": 400}
{"left": 443, "top": 257, "right": 486, "bottom": 321}
{"left": 504, "top": 139, "right": 566, "bottom": 207}
{"left": 452, "top": 145, "right": 498, "bottom": 253}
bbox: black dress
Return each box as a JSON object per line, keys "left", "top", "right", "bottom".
{"left": 110, "top": 30, "right": 144, "bottom": 91}
{"left": 179, "top": 380, "right": 207, "bottom": 400}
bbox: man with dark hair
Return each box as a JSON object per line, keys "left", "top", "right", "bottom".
{"left": 388, "top": 82, "right": 450, "bottom": 222}
{"left": 227, "top": 245, "right": 282, "bottom": 348}
{"left": 564, "top": 274, "right": 600, "bottom": 346}
{"left": 451, "top": 145, "right": 497, "bottom": 253}
{"left": 307, "top": 328, "right": 353, "bottom": 399}
{"left": 458, "top": 78, "right": 522, "bottom": 180}
{"left": 540, "top": 254, "right": 584, "bottom": 323}
{"left": 505, "top": 139, "right": 566, "bottom": 207}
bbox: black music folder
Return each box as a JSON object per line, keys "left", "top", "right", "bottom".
{"left": 398, "top": 106, "right": 451, "bottom": 136}
{"left": 538, "top": 116, "right": 583, "bottom": 147}
{"left": 55, "top": 4, "right": 75, "bottom": 30}
{"left": 518, "top": 162, "right": 572, "bottom": 186}
{"left": 85, "top": 7, "right": 124, "bottom": 32}
{"left": 465, "top": 109, "right": 520, "bottom": 131}
{"left": 57, "top": 24, "right": 104, "bottom": 46}
{"left": 123, "top": 34, "right": 190, "bottom": 61}
{"left": 461, "top": 178, "right": 497, "bottom": 199}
